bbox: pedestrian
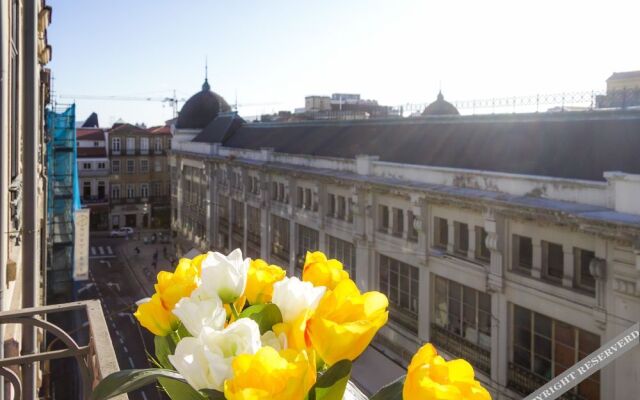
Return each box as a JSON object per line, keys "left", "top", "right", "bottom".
{"left": 152, "top": 261, "right": 157, "bottom": 270}
{"left": 153, "top": 250, "right": 158, "bottom": 262}
{"left": 162, "top": 246, "right": 167, "bottom": 258}
{"left": 134, "top": 246, "right": 140, "bottom": 255}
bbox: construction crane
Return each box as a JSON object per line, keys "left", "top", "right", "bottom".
{"left": 57, "top": 92, "right": 281, "bottom": 119}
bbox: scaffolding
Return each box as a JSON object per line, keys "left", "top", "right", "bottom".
{"left": 46, "top": 104, "right": 80, "bottom": 302}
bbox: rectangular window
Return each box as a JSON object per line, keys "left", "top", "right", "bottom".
{"left": 154, "top": 159, "right": 162, "bottom": 172}
{"left": 140, "top": 159, "right": 149, "bottom": 173}
{"left": 271, "top": 215, "right": 290, "bottom": 262}
{"left": 434, "top": 217, "right": 448, "bottom": 249}
{"left": 296, "top": 224, "right": 319, "bottom": 276}
{"left": 513, "top": 235, "right": 533, "bottom": 270}
{"left": 111, "top": 160, "right": 120, "bottom": 173}
{"left": 304, "top": 188, "right": 312, "bottom": 210}
{"left": 83, "top": 162, "right": 92, "bottom": 170}
{"left": 454, "top": 222, "right": 469, "bottom": 256}
{"left": 379, "top": 205, "right": 389, "bottom": 232}
{"left": 112, "top": 137, "right": 121, "bottom": 153}
{"left": 140, "top": 137, "right": 149, "bottom": 154}
{"left": 140, "top": 184, "right": 149, "bottom": 198}
{"left": 127, "top": 159, "right": 135, "bottom": 174}
{"left": 126, "top": 184, "right": 135, "bottom": 199}
{"left": 126, "top": 137, "right": 135, "bottom": 154}
{"left": 297, "top": 187, "right": 304, "bottom": 208}
{"left": 379, "top": 254, "right": 419, "bottom": 333}
{"left": 392, "top": 208, "right": 404, "bottom": 237}
{"left": 574, "top": 248, "right": 596, "bottom": 294}
{"left": 475, "top": 227, "right": 490, "bottom": 262}
{"left": 218, "top": 194, "right": 229, "bottom": 226}
{"left": 247, "top": 206, "right": 261, "bottom": 245}
{"left": 326, "top": 235, "right": 356, "bottom": 279}
{"left": 83, "top": 181, "right": 92, "bottom": 199}
{"left": 271, "top": 182, "right": 278, "bottom": 201}
{"left": 510, "top": 305, "right": 600, "bottom": 399}
{"left": 232, "top": 200, "right": 244, "bottom": 231}
{"left": 97, "top": 162, "right": 106, "bottom": 169}
{"left": 432, "top": 275, "right": 491, "bottom": 374}
{"left": 337, "top": 196, "right": 346, "bottom": 220}
{"left": 542, "top": 241, "right": 563, "bottom": 281}
{"left": 327, "top": 193, "right": 335, "bottom": 216}
{"left": 154, "top": 137, "right": 162, "bottom": 153}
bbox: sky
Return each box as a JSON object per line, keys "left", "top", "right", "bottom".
{"left": 49, "top": 0, "right": 640, "bottom": 127}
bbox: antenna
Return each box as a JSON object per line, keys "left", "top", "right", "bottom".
{"left": 205, "top": 56, "right": 208, "bottom": 82}
{"left": 234, "top": 89, "right": 238, "bottom": 112}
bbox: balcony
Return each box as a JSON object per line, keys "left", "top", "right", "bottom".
{"left": 81, "top": 195, "right": 109, "bottom": 206}
{"left": 507, "top": 362, "right": 583, "bottom": 400}
{"left": 430, "top": 324, "right": 491, "bottom": 375}
{"left": 0, "top": 300, "right": 124, "bottom": 399}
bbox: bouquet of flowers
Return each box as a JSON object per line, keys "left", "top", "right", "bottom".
{"left": 92, "top": 249, "right": 491, "bottom": 400}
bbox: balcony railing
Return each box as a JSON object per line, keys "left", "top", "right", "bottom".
{"left": 507, "top": 362, "right": 583, "bottom": 400}
{"left": 430, "top": 324, "right": 491, "bottom": 375}
{"left": 0, "top": 300, "right": 125, "bottom": 400}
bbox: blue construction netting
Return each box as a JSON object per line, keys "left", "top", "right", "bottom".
{"left": 46, "top": 104, "right": 80, "bottom": 300}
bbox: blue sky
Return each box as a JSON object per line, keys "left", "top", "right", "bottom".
{"left": 49, "top": 0, "right": 640, "bottom": 126}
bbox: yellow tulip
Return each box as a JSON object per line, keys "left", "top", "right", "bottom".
{"left": 308, "top": 279, "right": 388, "bottom": 365}
{"left": 190, "top": 253, "right": 207, "bottom": 276}
{"left": 272, "top": 309, "right": 314, "bottom": 350}
{"left": 224, "top": 346, "right": 316, "bottom": 400}
{"left": 245, "top": 259, "right": 286, "bottom": 305}
{"left": 154, "top": 258, "right": 199, "bottom": 311}
{"left": 403, "top": 343, "right": 491, "bottom": 400}
{"left": 133, "top": 294, "right": 178, "bottom": 336}
{"left": 302, "top": 251, "right": 349, "bottom": 290}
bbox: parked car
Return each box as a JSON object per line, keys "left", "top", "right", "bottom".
{"left": 110, "top": 227, "right": 134, "bottom": 238}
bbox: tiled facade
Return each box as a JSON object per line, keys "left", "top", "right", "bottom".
{"left": 170, "top": 142, "right": 640, "bottom": 400}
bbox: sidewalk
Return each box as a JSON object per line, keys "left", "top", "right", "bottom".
{"left": 118, "top": 237, "right": 178, "bottom": 297}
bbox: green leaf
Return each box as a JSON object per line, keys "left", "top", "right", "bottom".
{"left": 308, "top": 360, "right": 352, "bottom": 400}
{"left": 154, "top": 335, "right": 176, "bottom": 369}
{"left": 369, "top": 375, "right": 406, "bottom": 400}
{"left": 158, "top": 377, "right": 208, "bottom": 400}
{"left": 90, "top": 368, "right": 186, "bottom": 400}
{"left": 238, "top": 303, "right": 283, "bottom": 334}
{"left": 199, "top": 389, "right": 227, "bottom": 399}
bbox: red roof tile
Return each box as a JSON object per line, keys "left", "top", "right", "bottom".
{"left": 76, "top": 128, "right": 105, "bottom": 141}
{"left": 77, "top": 147, "right": 107, "bottom": 158}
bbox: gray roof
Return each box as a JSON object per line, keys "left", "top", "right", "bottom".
{"left": 607, "top": 70, "right": 640, "bottom": 81}
{"left": 189, "top": 110, "right": 640, "bottom": 182}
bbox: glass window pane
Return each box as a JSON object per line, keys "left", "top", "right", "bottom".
{"left": 534, "top": 313, "right": 552, "bottom": 338}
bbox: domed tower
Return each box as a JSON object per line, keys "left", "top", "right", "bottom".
{"left": 173, "top": 78, "right": 232, "bottom": 144}
{"left": 422, "top": 91, "right": 459, "bottom": 116}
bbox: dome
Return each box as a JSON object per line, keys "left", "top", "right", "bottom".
{"left": 422, "top": 91, "right": 459, "bottom": 116}
{"left": 176, "top": 79, "right": 232, "bottom": 129}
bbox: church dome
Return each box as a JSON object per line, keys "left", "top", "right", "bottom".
{"left": 422, "top": 91, "right": 459, "bottom": 116}
{"left": 176, "top": 79, "right": 232, "bottom": 129}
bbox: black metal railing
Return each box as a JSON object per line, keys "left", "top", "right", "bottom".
{"left": 0, "top": 300, "right": 125, "bottom": 400}
{"left": 430, "top": 324, "right": 491, "bottom": 375}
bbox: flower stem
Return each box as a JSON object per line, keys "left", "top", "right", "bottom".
{"left": 229, "top": 302, "right": 240, "bottom": 320}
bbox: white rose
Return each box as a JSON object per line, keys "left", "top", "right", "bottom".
{"left": 199, "top": 249, "right": 250, "bottom": 303}
{"left": 172, "top": 289, "right": 226, "bottom": 336}
{"left": 271, "top": 277, "right": 326, "bottom": 323}
{"left": 168, "top": 337, "right": 220, "bottom": 391}
{"left": 169, "top": 318, "right": 262, "bottom": 392}
{"left": 261, "top": 330, "right": 288, "bottom": 351}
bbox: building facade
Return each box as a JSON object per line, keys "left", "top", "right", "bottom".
{"left": 0, "top": 0, "right": 52, "bottom": 397}
{"left": 170, "top": 83, "right": 640, "bottom": 399}
{"left": 108, "top": 123, "right": 172, "bottom": 229}
{"left": 77, "top": 127, "right": 110, "bottom": 229}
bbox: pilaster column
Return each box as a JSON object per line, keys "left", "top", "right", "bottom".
{"left": 260, "top": 176, "right": 270, "bottom": 260}
{"left": 447, "top": 220, "right": 455, "bottom": 254}
{"left": 243, "top": 202, "right": 248, "bottom": 255}
{"left": 418, "top": 266, "right": 431, "bottom": 342}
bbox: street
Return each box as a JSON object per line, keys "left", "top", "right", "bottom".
{"left": 79, "top": 233, "right": 176, "bottom": 400}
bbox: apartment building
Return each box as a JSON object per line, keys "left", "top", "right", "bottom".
{"left": 0, "top": 0, "right": 52, "bottom": 397}
{"left": 169, "top": 81, "right": 640, "bottom": 400}
{"left": 108, "top": 123, "right": 172, "bottom": 229}
{"left": 77, "top": 127, "right": 109, "bottom": 229}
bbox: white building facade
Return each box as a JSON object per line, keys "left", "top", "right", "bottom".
{"left": 169, "top": 83, "right": 640, "bottom": 399}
